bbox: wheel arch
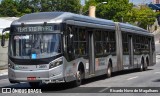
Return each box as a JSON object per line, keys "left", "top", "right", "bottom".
{"left": 141, "top": 56, "right": 145, "bottom": 65}
{"left": 145, "top": 55, "right": 150, "bottom": 66}
{"left": 109, "top": 58, "right": 113, "bottom": 68}
{"left": 76, "top": 62, "right": 85, "bottom": 79}
{"left": 106, "top": 57, "right": 113, "bottom": 72}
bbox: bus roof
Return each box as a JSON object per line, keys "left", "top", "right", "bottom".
{"left": 119, "top": 23, "right": 153, "bottom": 36}
{"left": 12, "top": 12, "right": 115, "bottom": 26}
{"left": 11, "top": 12, "right": 153, "bottom": 36}
{"left": 120, "top": 23, "right": 148, "bottom": 33}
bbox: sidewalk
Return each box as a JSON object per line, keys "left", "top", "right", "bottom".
{"left": 0, "top": 69, "right": 8, "bottom": 76}
{"left": 0, "top": 62, "right": 8, "bottom": 76}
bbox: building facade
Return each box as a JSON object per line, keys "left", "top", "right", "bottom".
{"left": 153, "top": 0, "right": 160, "bottom": 4}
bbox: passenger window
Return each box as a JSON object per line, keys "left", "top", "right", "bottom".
{"left": 73, "top": 27, "right": 87, "bottom": 56}
{"left": 122, "top": 32, "right": 129, "bottom": 54}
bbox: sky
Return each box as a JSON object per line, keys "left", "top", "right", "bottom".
{"left": 81, "top": 0, "right": 152, "bottom": 5}
{"left": 129, "top": 0, "right": 152, "bottom": 4}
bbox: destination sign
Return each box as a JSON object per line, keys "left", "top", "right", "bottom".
{"left": 16, "top": 26, "right": 54, "bottom": 32}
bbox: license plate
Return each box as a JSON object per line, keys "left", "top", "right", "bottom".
{"left": 27, "top": 77, "right": 36, "bottom": 80}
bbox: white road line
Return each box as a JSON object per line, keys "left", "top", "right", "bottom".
{"left": 127, "top": 76, "right": 138, "bottom": 80}
{"left": 0, "top": 73, "right": 8, "bottom": 76}
{"left": 155, "top": 41, "right": 159, "bottom": 44}
{"left": 0, "top": 79, "right": 8, "bottom": 81}
{"left": 155, "top": 72, "right": 160, "bottom": 74}
{"left": 99, "top": 87, "right": 110, "bottom": 93}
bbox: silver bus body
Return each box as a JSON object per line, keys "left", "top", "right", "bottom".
{"left": 4, "top": 12, "right": 155, "bottom": 85}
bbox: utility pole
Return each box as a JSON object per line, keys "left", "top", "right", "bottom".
{"left": 89, "top": 6, "right": 96, "bottom": 17}
{"left": 88, "top": 2, "right": 107, "bottom": 18}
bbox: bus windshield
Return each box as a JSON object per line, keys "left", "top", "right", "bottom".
{"left": 9, "top": 33, "right": 61, "bottom": 59}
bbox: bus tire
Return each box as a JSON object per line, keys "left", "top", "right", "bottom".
{"left": 74, "top": 70, "right": 82, "bottom": 87}
{"left": 107, "top": 63, "right": 112, "bottom": 78}
{"left": 29, "top": 82, "right": 40, "bottom": 88}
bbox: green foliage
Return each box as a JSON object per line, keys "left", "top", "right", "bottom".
{"left": 0, "top": 0, "right": 156, "bottom": 29}
{"left": 83, "top": 0, "right": 156, "bottom": 29}
{"left": 99, "top": 0, "right": 133, "bottom": 22}
{"left": 126, "top": 6, "right": 156, "bottom": 29}
{"left": 0, "top": 0, "right": 20, "bottom": 16}
{"left": 88, "top": 0, "right": 97, "bottom": 6}
{"left": 58, "top": 0, "right": 81, "bottom": 13}
{"left": 0, "top": 0, "right": 81, "bottom": 16}
{"left": 0, "top": 33, "right": 9, "bottom": 39}
{"left": 5, "top": 33, "right": 9, "bottom": 39}
{"left": 83, "top": 0, "right": 133, "bottom": 21}
{"left": 18, "top": 0, "right": 32, "bottom": 16}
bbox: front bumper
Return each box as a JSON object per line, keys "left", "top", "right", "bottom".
{"left": 8, "top": 65, "right": 65, "bottom": 84}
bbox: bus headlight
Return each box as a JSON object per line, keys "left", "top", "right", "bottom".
{"left": 8, "top": 63, "right": 14, "bottom": 69}
{"left": 49, "top": 58, "right": 63, "bottom": 69}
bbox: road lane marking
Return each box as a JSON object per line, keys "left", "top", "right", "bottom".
{"left": 155, "top": 72, "right": 160, "bottom": 74}
{"left": 155, "top": 41, "right": 159, "bottom": 44}
{"left": 99, "top": 87, "right": 111, "bottom": 93}
{"left": 0, "top": 79, "right": 8, "bottom": 81}
{"left": 127, "top": 76, "right": 138, "bottom": 80}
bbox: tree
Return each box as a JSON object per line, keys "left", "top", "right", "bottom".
{"left": 83, "top": 0, "right": 133, "bottom": 22}
{"left": 83, "top": 0, "right": 156, "bottom": 29}
{"left": 97, "top": 0, "right": 133, "bottom": 22}
{"left": 0, "top": 0, "right": 81, "bottom": 17}
{"left": 0, "top": 0, "right": 20, "bottom": 17}
{"left": 126, "top": 5, "right": 156, "bottom": 29}
{"left": 18, "top": 0, "right": 32, "bottom": 16}
{"left": 50, "top": 0, "right": 81, "bottom": 13}
{"left": 156, "top": 11, "right": 160, "bottom": 25}
{"left": 27, "top": 0, "right": 81, "bottom": 13}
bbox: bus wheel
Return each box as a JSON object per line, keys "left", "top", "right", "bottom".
{"left": 74, "top": 70, "right": 82, "bottom": 87}
{"left": 107, "top": 63, "right": 112, "bottom": 78}
{"left": 29, "top": 82, "right": 40, "bottom": 88}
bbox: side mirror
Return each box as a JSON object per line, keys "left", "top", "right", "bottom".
{"left": 1, "top": 27, "right": 10, "bottom": 47}
{"left": 1, "top": 35, "right": 5, "bottom": 47}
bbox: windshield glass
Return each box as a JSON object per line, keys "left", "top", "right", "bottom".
{"left": 9, "top": 33, "right": 61, "bottom": 59}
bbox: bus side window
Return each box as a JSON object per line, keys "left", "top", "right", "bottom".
{"left": 122, "top": 32, "right": 129, "bottom": 54}
{"left": 73, "top": 27, "right": 79, "bottom": 55}
{"left": 95, "top": 30, "right": 104, "bottom": 56}
{"left": 73, "top": 27, "right": 87, "bottom": 56}
{"left": 103, "top": 31, "right": 109, "bottom": 54}
{"left": 102, "top": 30, "right": 116, "bottom": 55}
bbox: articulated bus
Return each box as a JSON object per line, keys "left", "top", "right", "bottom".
{"left": 1, "top": 12, "right": 156, "bottom": 87}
